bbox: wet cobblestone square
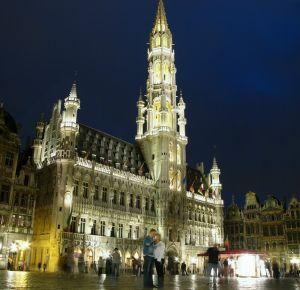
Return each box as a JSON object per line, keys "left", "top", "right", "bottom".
{"left": 0, "top": 271, "right": 299, "bottom": 290}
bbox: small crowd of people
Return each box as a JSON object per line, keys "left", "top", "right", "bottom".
{"left": 97, "top": 248, "right": 121, "bottom": 278}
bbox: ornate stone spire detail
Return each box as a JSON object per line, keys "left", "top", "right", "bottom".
{"left": 153, "top": 0, "right": 169, "bottom": 34}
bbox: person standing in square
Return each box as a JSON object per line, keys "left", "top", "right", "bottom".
{"left": 143, "top": 228, "right": 156, "bottom": 288}
{"left": 154, "top": 233, "right": 165, "bottom": 288}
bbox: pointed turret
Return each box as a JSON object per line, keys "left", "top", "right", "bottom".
{"left": 32, "top": 113, "right": 45, "bottom": 165}
{"left": 177, "top": 90, "right": 187, "bottom": 137}
{"left": 59, "top": 81, "right": 80, "bottom": 159}
{"left": 62, "top": 81, "right": 80, "bottom": 126}
{"left": 209, "top": 157, "right": 222, "bottom": 198}
{"left": 136, "top": 89, "right": 145, "bottom": 139}
{"left": 212, "top": 157, "right": 219, "bottom": 170}
{"left": 66, "top": 81, "right": 79, "bottom": 102}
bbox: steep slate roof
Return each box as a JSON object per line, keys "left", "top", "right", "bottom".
{"left": 76, "top": 123, "right": 150, "bottom": 177}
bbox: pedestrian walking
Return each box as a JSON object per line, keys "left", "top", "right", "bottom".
{"left": 272, "top": 259, "right": 280, "bottom": 279}
{"left": 136, "top": 257, "right": 142, "bottom": 276}
{"left": 43, "top": 263, "right": 47, "bottom": 272}
{"left": 143, "top": 228, "right": 156, "bottom": 288}
{"left": 154, "top": 233, "right": 165, "bottom": 288}
{"left": 206, "top": 244, "right": 219, "bottom": 285}
{"left": 38, "top": 262, "right": 42, "bottom": 271}
{"left": 181, "top": 262, "right": 188, "bottom": 276}
{"left": 98, "top": 256, "right": 103, "bottom": 276}
{"left": 223, "top": 258, "right": 229, "bottom": 278}
{"left": 112, "top": 248, "right": 121, "bottom": 278}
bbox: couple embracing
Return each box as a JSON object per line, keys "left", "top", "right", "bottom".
{"left": 143, "top": 229, "right": 165, "bottom": 288}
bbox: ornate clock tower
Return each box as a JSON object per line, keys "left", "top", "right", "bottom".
{"left": 136, "top": 0, "right": 188, "bottom": 238}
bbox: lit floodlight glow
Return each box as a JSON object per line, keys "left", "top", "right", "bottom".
{"left": 191, "top": 257, "right": 197, "bottom": 264}
{"left": 64, "top": 192, "right": 72, "bottom": 207}
{"left": 10, "top": 243, "right": 17, "bottom": 253}
{"left": 174, "top": 257, "right": 179, "bottom": 262}
{"left": 103, "top": 252, "right": 110, "bottom": 259}
{"left": 291, "top": 258, "right": 300, "bottom": 264}
{"left": 236, "top": 254, "right": 256, "bottom": 277}
{"left": 20, "top": 241, "right": 30, "bottom": 250}
{"left": 259, "top": 259, "right": 267, "bottom": 276}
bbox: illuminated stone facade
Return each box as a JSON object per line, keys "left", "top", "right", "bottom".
{"left": 0, "top": 104, "right": 37, "bottom": 270}
{"left": 225, "top": 192, "right": 300, "bottom": 268}
{"left": 31, "top": 0, "right": 224, "bottom": 272}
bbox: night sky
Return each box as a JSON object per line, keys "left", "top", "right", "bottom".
{"left": 1, "top": 0, "right": 300, "bottom": 207}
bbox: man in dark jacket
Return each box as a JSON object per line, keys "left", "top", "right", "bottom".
{"left": 206, "top": 244, "right": 219, "bottom": 285}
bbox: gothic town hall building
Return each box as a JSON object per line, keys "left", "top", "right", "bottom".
{"left": 31, "top": 0, "right": 224, "bottom": 272}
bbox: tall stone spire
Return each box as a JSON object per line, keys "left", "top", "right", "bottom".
{"left": 212, "top": 157, "right": 219, "bottom": 170}
{"left": 136, "top": 0, "right": 187, "bottom": 192}
{"left": 152, "top": 0, "right": 169, "bottom": 34}
{"left": 67, "top": 81, "right": 78, "bottom": 101}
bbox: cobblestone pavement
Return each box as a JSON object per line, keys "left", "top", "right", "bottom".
{"left": 0, "top": 271, "right": 299, "bottom": 290}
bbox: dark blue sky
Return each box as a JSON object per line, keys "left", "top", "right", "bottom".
{"left": 1, "top": 0, "right": 300, "bottom": 207}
